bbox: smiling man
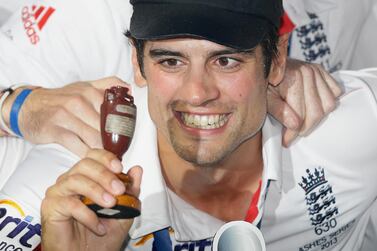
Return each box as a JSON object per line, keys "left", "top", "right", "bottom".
{"left": 38, "top": 0, "right": 377, "bottom": 250}
{"left": 146, "top": 39, "right": 271, "bottom": 167}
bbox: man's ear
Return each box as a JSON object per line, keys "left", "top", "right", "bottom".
{"left": 268, "top": 32, "right": 289, "bottom": 86}
{"left": 131, "top": 46, "right": 147, "bottom": 87}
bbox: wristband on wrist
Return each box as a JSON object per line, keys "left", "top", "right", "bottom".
{"left": 0, "top": 90, "right": 12, "bottom": 136}
{"left": 10, "top": 89, "right": 33, "bottom": 137}
{"left": 0, "top": 85, "right": 25, "bottom": 136}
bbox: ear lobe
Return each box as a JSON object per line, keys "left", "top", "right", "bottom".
{"left": 131, "top": 46, "right": 147, "bottom": 87}
{"left": 268, "top": 32, "right": 289, "bottom": 86}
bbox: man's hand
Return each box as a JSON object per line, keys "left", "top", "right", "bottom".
{"left": 267, "top": 59, "right": 343, "bottom": 146}
{"left": 41, "top": 149, "right": 142, "bottom": 251}
{"left": 3, "top": 77, "right": 130, "bottom": 157}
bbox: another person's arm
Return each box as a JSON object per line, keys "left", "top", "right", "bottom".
{"left": 0, "top": 77, "right": 130, "bottom": 157}
{"left": 0, "top": 0, "right": 133, "bottom": 157}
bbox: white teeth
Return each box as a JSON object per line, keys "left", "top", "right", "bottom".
{"left": 215, "top": 114, "right": 220, "bottom": 123}
{"left": 194, "top": 115, "right": 201, "bottom": 126}
{"left": 180, "top": 113, "right": 229, "bottom": 129}
{"left": 200, "top": 116, "right": 208, "bottom": 126}
{"left": 208, "top": 115, "right": 214, "bottom": 125}
{"left": 187, "top": 114, "right": 194, "bottom": 125}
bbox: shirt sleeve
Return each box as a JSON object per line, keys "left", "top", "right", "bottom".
{"left": 0, "top": 137, "right": 33, "bottom": 189}
{"left": 0, "top": 144, "right": 78, "bottom": 250}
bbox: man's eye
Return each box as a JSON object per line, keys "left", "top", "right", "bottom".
{"left": 160, "top": 58, "right": 182, "bottom": 67}
{"left": 216, "top": 57, "right": 240, "bottom": 68}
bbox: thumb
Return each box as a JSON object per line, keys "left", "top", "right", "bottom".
{"left": 126, "top": 166, "right": 143, "bottom": 198}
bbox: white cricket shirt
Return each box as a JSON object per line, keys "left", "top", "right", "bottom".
{"left": 0, "top": 70, "right": 376, "bottom": 251}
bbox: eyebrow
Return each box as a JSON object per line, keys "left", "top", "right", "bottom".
{"left": 149, "top": 47, "right": 256, "bottom": 59}
{"left": 208, "top": 48, "right": 256, "bottom": 58}
{"left": 149, "top": 49, "right": 184, "bottom": 58}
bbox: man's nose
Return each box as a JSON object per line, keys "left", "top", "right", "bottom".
{"left": 180, "top": 67, "right": 220, "bottom": 106}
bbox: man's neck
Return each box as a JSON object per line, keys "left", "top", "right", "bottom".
{"left": 158, "top": 132, "right": 264, "bottom": 222}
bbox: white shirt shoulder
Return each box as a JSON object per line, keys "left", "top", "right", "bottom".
{"left": 263, "top": 69, "right": 377, "bottom": 251}
{"left": 0, "top": 0, "right": 133, "bottom": 88}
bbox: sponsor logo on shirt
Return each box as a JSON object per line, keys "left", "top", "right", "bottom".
{"left": 132, "top": 228, "right": 213, "bottom": 251}
{"left": 0, "top": 200, "right": 41, "bottom": 251}
{"left": 21, "top": 5, "right": 55, "bottom": 45}
{"left": 172, "top": 239, "right": 212, "bottom": 251}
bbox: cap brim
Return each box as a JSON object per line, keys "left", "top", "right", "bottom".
{"left": 130, "top": 3, "right": 270, "bottom": 50}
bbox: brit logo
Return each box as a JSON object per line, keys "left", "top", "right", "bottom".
{"left": 0, "top": 199, "right": 41, "bottom": 250}
{"left": 21, "top": 5, "right": 56, "bottom": 45}
{"left": 299, "top": 167, "right": 339, "bottom": 236}
{"left": 133, "top": 227, "right": 213, "bottom": 250}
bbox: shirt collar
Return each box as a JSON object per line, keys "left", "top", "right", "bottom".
{"left": 262, "top": 116, "right": 283, "bottom": 190}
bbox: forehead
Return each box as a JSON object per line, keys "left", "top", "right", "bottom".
{"left": 146, "top": 38, "right": 231, "bottom": 50}
{"left": 144, "top": 37, "right": 258, "bottom": 57}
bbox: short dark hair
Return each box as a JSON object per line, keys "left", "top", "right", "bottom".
{"left": 125, "top": 27, "right": 279, "bottom": 78}
{"left": 125, "top": 30, "right": 146, "bottom": 77}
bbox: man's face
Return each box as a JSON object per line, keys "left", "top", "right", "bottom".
{"left": 141, "top": 38, "right": 271, "bottom": 167}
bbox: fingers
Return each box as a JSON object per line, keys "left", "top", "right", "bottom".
{"left": 42, "top": 149, "right": 128, "bottom": 236}
{"left": 86, "top": 148, "right": 123, "bottom": 172}
{"left": 320, "top": 69, "right": 343, "bottom": 98}
{"left": 278, "top": 67, "right": 306, "bottom": 126}
{"left": 50, "top": 150, "right": 125, "bottom": 204}
{"left": 271, "top": 59, "right": 342, "bottom": 146}
{"left": 44, "top": 106, "right": 101, "bottom": 157}
{"left": 64, "top": 162, "right": 125, "bottom": 202}
{"left": 299, "top": 65, "right": 324, "bottom": 135}
{"left": 282, "top": 128, "right": 299, "bottom": 147}
{"left": 16, "top": 77, "right": 130, "bottom": 158}
{"left": 43, "top": 187, "right": 108, "bottom": 236}
{"left": 52, "top": 171, "right": 118, "bottom": 210}
{"left": 89, "top": 77, "right": 131, "bottom": 92}
{"left": 267, "top": 87, "right": 302, "bottom": 147}
{"left": 55, "top": 128, "right": 90, "bottom": 158}
{"left": 311, "top": 67, "right": 337, "bottom": 115}
{"left": 299, "top": 64, "right": 341, "bottom": 136}
{"left": 267, "top": 86, "right": 302, "bottom": 131}
{"left": 64, "top": 90, "right": 102, "bottom": 129}
{"left": 62, "top": 161, "right": 124, "bottom": 197}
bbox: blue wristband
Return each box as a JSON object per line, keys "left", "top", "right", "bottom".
{"left": 10, "top": 89, "right": 33, "bottom": 137}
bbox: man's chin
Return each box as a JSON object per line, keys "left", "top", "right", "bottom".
{"left": 168, "top": 125, "right": 238, "bottom": 167}
{"left": 173, "top": 145, "right": 230, "bottom": 168}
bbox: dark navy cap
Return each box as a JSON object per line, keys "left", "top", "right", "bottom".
{"left": 129, "top": 0, "right": 283, "bottom": 50}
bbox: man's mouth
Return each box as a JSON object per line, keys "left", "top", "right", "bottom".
{"left": 179, "top": 112, "right": 230, "bottom": 129}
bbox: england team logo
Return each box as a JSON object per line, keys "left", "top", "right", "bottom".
{"left": 299, "top": 167, "right": 339, "bottom": 236}
{"left": 295, "top": 12, "right": 341, "bottom": 72}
